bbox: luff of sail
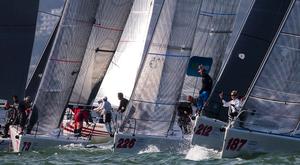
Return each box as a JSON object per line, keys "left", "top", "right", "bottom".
{"left": 25, "top": 18, "right": 61, "bottom": 101}
{"left": 181, "top": 0, "right": 240, "bottom": 99}
{"left": 94, "top": 0, "right": 162, "bottom": 107}
{"left": 202, "top": 0, "right": 294, "bottom": 122}
{"left": 241, "top": 0, "right": 300, "bottom": 134}
{"left": 69, "top": 0, "right": 134, "bottom": 105}
{"left": 32, "top": 0, "right": 100, "bottom": 134}
{"left": 26, "top": 2, "right": 66, "bottom": 101}
{"left": 0, "top": 1, "right": 39, "bottom": 101}
{"left": 121, "top": 0, "right": 203, "bottom": 136}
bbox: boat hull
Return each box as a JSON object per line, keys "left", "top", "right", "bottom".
{"left": 191, "top": 115, "right": 226, "bottom": 150}
{"left": 221, "top": 127, "right": 300, "bottom": 158}
{"left": 10, "top": 126, "right": 89, "bottom": 152}
{"left": 61, "top": 121, "right": 112, "bottom": 143}
{"left": 113, "top": 132, "right": 189, "bottom": 153}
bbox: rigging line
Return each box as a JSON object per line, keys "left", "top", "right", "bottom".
{"left": 234, "top": 125, "right": 298, "bottom": 136}
{"left": 249, "top": 95, "right": 300, "bottom": 104}
{"left": 94, "top": 24, "right": 123, "bottom": 31}
{"left": 281, "top": 31, "right": 300, "bottom": 37}
{"left": 242, "top": 109, "right": 300, "bottom": 120}
{"left": 50, "top": 58, "right": 82, "bottom": 64}
{"left": 148, "top": 52, "right": 190, "bottom": 58}
{"left": 277, "top": 44, "right": 300, "bottom": 52}
{"left": 131, "top": 99, "right": 177, "bottom": 106}
{"left": 199, "top": 11, "right": 236, "bottom": 16}
{"left": 39, "top": 10, "right": 61, "bottom": 17}
{"left": 129, "top": 118, "right": 172, "bottom": 122}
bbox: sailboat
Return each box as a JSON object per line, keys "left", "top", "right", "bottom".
{"left": 113, "top": 0, "right": 211, "bottom": 153}
{"left": 0, "top": 0, "right": 39, "bottom": 151}
{"left": 191, "top": 0, "right": 294, "bottom": 152}
{"left": 62, "top": 0, "right": 134, "bottom": 143}
{"left": 10, "top": 0, "right": 100, "bottom": 152}
{"left": 221, "top": 0, "right": 300, "bottom": 158}
{"left": 178, "top": 0, "right": 242, "bottom": 150}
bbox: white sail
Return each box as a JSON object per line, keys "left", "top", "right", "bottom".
{"left": 181, "top": 0, "right": 240, "bottom": 99}
{"left": 121, "top": 0, "right": 206, "bottom": 136}
{"left": 94, "top": 0, "right": 162, "bottom": 107}
{"left": 69, "top": 0, "right": 134, "bottom": 105}
{"left": 241, "top": 0, "right": 300, "bottom": 133}
{"left": 32, "top": 0, "right": 100, "bottom": 134}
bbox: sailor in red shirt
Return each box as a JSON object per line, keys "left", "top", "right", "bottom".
{"left": 72, "top": 106, "right": 90, "bottom": 137}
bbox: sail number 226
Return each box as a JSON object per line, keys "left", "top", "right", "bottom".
{"left": 116, "top": 138, "right": 136, "bottom": 149}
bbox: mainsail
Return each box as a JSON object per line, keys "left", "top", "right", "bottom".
{"left": 181, "top": 0, "right": 240, "bottom": 99}
{"left": 121, "top": 0, "right": 206, "bottom": 136}
{"left": 94, "top": 0, "right": 162, "bottom": 107}
{"left": 202, "top": 0, "right": 293, "bottom": 122}
{"left": 241, "top": 0, "right": 300, "bottom": 133}
{"left": 69, "top": 0, "right": 134, "bottom": 105}
{"left": 0, "top": 1, "right": 39, "bottom": 101}
{"left": 32, "top": 0, "right": 99, "bottom": 134}
{"left": 26, "top": 1, "right": 66, "bottom": 100}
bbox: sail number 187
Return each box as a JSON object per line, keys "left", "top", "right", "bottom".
{"left": 225, "top": 138, "right": 247, "bottom": 151}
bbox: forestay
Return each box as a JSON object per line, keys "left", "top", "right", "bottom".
{"left": 242, "top": 0, "right": 300, "bottom": 134}
{"left": 121, "top": 0, "right": 203, "bottom": 136}
{"left": 32, "top": 0, "right": 99, "bottom": 134}
{"left": 181, "top": 0, "right": 240, "bottom": 100}
{"left": 0, "top": 1, "right": 39, "bottom": 101}
{"left": 70, "top": 0, "right": 134, "bottom": 105}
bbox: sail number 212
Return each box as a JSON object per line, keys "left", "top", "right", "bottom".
{"left": 194, "top": 124, "right": 212, "bottom": 136}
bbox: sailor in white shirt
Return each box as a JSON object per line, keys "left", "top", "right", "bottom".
{"left": 219, "top": 90, "right": 242, "bottom": 119}
{"left": 93, "top": 96, "right": 113, "bottom": 135}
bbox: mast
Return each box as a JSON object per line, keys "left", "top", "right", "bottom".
{"left": 0, "top": 1, "right": 39, "bottom": 101}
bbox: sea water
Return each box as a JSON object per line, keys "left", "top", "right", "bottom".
{"left": 1, "top": 143, "right": 300, "bottom": 164}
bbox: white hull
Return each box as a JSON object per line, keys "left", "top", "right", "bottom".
{"left": 62, "top": 121, "right": 112, "bottom": 143}
{"left": 221, "top": 127, "right": 300, "bottom": 158}
{"left": 191, "top": 115, "right": 226, "bottom": 150}
{"left": 10, "top": 126, "right": 89, "bottom": 152}
{"left": 113, "top": 132, "right": 189, "bottom": 153}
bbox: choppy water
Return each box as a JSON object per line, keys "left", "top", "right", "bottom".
{"left": 1, "top": 144, "right": 300, "bottom": 165}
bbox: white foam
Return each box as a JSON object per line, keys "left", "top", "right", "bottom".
{"left": 138, "top": 145, "right": 160, "bottom": 154}
{"left": 185, "top": 145, "right": 220, "bottom": 161}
